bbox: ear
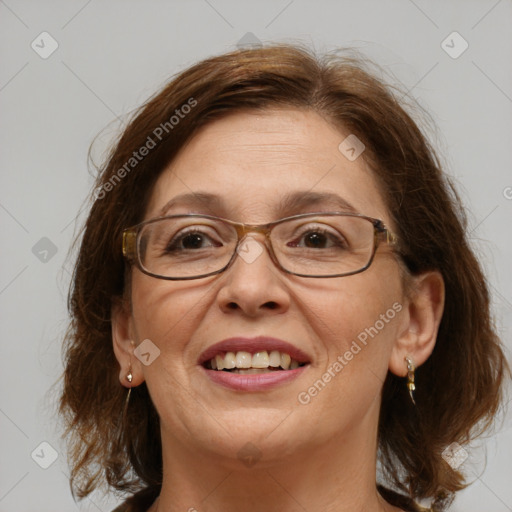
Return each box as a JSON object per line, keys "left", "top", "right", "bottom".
{"left": 111, "top": 298, "right": 145, "bottom": 388}
{"left": 389, "top": 270, "right": 445, "bottom": 376}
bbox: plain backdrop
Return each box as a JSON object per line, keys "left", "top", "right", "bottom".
{"left": 0, "top": 1, "right": 511, "bottom": 511}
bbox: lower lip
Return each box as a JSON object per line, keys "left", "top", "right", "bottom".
{"left": 201, "top": 365, "right": 308, "bottom": 391}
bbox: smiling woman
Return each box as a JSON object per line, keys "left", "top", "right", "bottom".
{"left": 59, "top": 44, "right": 509, "bottom": 512}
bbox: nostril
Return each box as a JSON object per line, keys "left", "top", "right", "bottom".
{"left": 224, "top": 301, "right": 278, "bottom": 311}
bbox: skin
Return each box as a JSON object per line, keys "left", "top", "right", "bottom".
{"left": 113, "top": 108, "right": 444, "bottom": 512}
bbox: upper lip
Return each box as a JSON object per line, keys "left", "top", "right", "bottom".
{"left": 198, "top": 336, "right": 311, "bottom": 366}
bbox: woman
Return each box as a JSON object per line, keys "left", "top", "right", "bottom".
{"left": 59, "top": 43, "right": 509, "bottom": 512}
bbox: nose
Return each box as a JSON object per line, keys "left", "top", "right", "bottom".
{"left": 216, "top": 235, "right": 291, "bottom": 317}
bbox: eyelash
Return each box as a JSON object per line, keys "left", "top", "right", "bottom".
{"left": 163, "top": 225, "right": 346, "bottom": 252}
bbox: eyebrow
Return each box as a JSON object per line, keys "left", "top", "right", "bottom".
{"left": 157, "top": 190, "right": 359, "bottom": 218}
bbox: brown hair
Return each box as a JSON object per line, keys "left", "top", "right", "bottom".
{"left": 59, "top": 43, "right": 509, "bottom": 510}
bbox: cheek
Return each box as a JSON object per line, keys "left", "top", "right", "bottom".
{"left": 297, "top": 267, "right": 403, "bottom": 371}
{"left": 273, "top": 277, "right": 402, "bottom": 445}
{"left": 130, "top": 274, "right": 210, "bottom": 359}
{"left": 293, "top": 274, "right": 403, "bottom": 428}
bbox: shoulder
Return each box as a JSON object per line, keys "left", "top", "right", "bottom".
{"left": 403, "top": 503, "right": 434, "bottom": 512}
{"left": 400, "top": 502, "right": 433, "bottom": 512}
{"left": 111, "top": 505, "right": 128, "bottom": 512}
{"left": 111, "top": 501, "right": 145, "bottom": 512}
{"left": 378, "top": 485, "right": 433, "bottom": 512}
{"left": 394, "top": 505, "right": 432, "bottom": 512}
{"left": 111, "top": 487, "right": 158, "bottom": 512}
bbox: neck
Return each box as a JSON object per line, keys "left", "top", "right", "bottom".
{"left": 150, "top": 403, "right": 400, "bottom": 512}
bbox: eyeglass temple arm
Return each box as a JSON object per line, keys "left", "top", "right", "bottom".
{"left": 385, "top": 229, "right": 398, "bottom": 245}
{"left": 123, "top": 230, "right": 137, "bottom": 260}
{"left": 374, "top": 220, "right": 398, "bottom": 247}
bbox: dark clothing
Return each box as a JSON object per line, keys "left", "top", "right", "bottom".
{"left": 111, "top": 485, "right": 433, "bottom": 512}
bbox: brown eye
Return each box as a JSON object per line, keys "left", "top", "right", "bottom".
{"left": 303, "top": 231, "right": 329, "bottom": 248}
{"left": 165, "top": 230, "right": 220, "bottom": 252}
{"left": 287, "top": 227, "right": 347, "bottom": 250}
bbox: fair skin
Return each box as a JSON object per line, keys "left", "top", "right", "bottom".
{"left": 113, "top": 108, "right": 444, "bottom": 512}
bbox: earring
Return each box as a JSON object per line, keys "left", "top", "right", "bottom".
{"left": 122, "top": 341, "right": 136, "bottom": 420}
{"left": 404, "top": 356, "right": 416, "bottom": 405}
{"left": 122, "top": 365, "right": 133, "bottom": 421}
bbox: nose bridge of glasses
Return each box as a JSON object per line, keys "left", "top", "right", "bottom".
{"left": 233, "top": 222, "right": 272, "bottom": 243}
{"left": 229, "top": 222, "right": 276, "bottom": 267}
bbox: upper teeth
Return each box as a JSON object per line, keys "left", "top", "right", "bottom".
{"left": 209, "top": 350, "right": 301, "bottom": 370}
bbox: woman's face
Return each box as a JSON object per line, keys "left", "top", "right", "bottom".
{"left": 122, "top": 108, "right": 407, "bottom": 466}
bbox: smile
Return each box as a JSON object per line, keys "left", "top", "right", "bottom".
{"left": 203, "top": 350, "right": 307, "bottom": 373}
{"left": 198, "top": 336, "right": 311, "bottom": 391}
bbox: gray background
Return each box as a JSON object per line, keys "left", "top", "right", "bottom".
{"left": 0, "top": 1, "right": 511, "bottom": 511}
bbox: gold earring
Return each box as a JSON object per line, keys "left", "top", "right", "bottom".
{"left": 122, "top": 365, "right": 133, "bottom": 421}
{"left": 122, "top": 340, "right": 137, "bottom": 420}
{"left": 404, "top": 356, "right": 416, "bottom": 405}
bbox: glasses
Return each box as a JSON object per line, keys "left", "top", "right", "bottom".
{"left": 122, "top": 212, "right": 398, "bottom": 280}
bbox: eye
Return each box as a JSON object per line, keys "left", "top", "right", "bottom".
{"left": 302, "top": 230, "right": 331, "bottom": 249}
{"left": 288, "top": 226, "right": 347, "bottom": 249}
{"left": 165, "top": 228, "right": 222, "bottom": 252}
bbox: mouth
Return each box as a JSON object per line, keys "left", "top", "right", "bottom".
{"left": 203, "top": 350, "right": 308, "bottom": 374}
{"left": 198, "top": 336, "right": 311, "bottom": 379}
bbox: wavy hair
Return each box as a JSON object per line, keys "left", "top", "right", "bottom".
{"left": 59, "top": 43, "right": 509, "bottom": 511}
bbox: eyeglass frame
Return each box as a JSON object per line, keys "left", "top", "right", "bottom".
{"left": 122, "top": 211, "right": 398, "bottom": 280}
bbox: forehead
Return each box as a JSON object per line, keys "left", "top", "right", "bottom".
{"left": 145, "top": 108, "right": 391, "bottom": 225}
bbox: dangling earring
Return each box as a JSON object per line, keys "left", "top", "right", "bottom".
{"left": 404, "top": 356, "right": 416, "bottom": 405}
{"left": 122, "top": 365, "right": 133, "bottom": 421}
